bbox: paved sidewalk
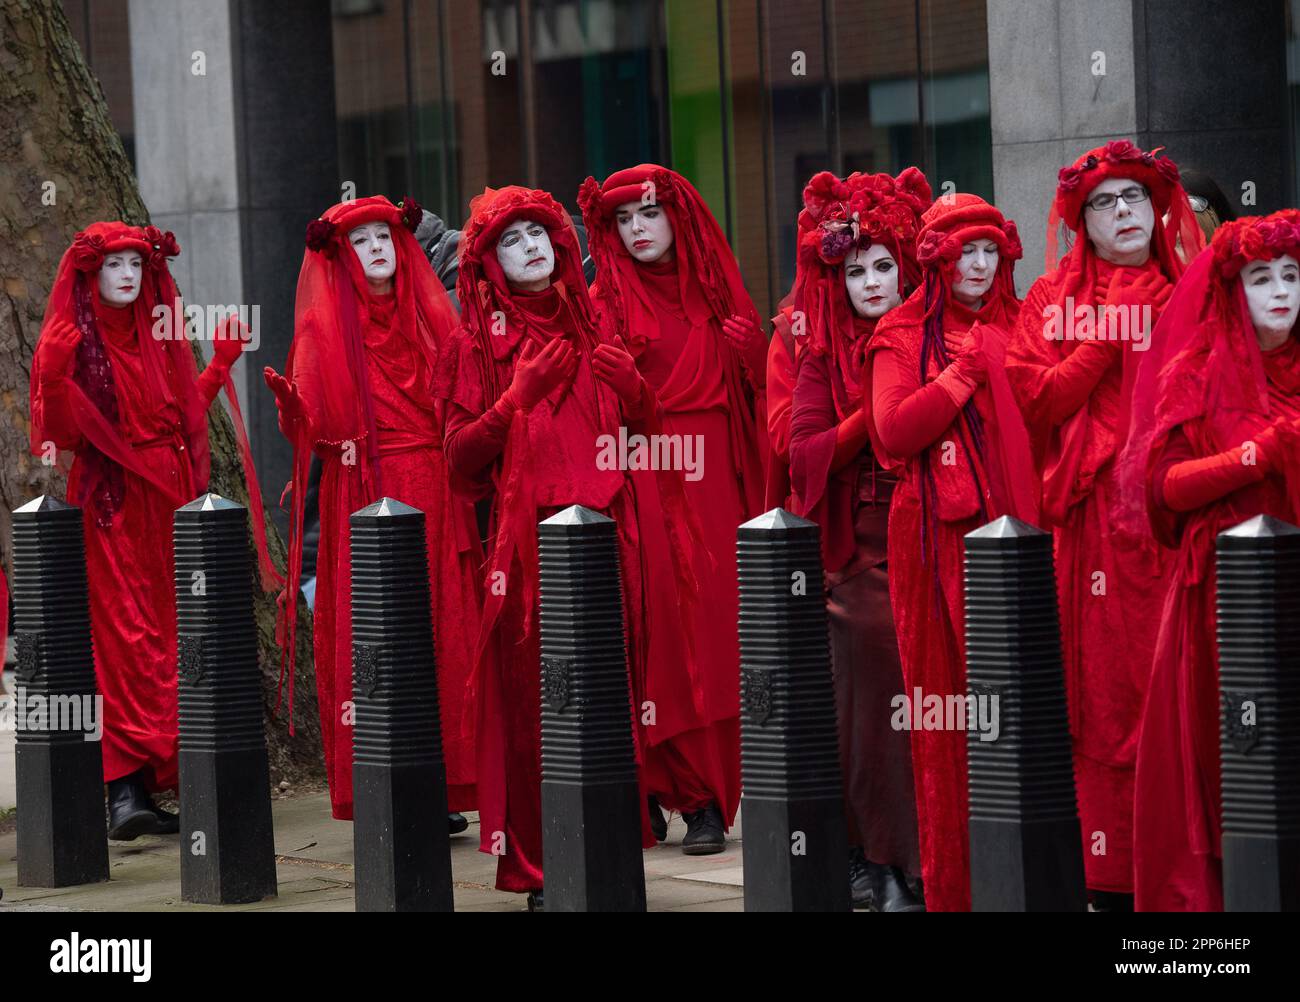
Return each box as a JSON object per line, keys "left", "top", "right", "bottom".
{"left": 0, "top": 791, "right": 745, "bottom": 912}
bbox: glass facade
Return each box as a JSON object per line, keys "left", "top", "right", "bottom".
{"left": 330, "top": 0, "right": 995, "bottom": 317}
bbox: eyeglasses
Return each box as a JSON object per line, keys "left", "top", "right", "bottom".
{"left": 1084, "top": 186, "right": 1150, "bottom": 213}
{"left": 1187, "top": 195, "right": 1210, "bottom": 213}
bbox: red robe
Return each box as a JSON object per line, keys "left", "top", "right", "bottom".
{"left": 1006, "top": 258, "right": 1175, "bottom": 893}
{"left": 441, "top": 283, "right": 656, "bottom": 893}
{"left": 29, "top": 299, "right": 224, "bottom": 789}
{"left": 765, "top": 307, "right": 800, "bottom": 508}
{"left": 1135, "top": 335, "right": 1300, "bottom": 910}
{"left": 864, "top": 290, "right": 1034, "bottom": 910}
{"left": 302, "top": 292, "right": 480, "bottom": 818}
{"left": 594, "top": 258, "right": 763, "bottom": 823}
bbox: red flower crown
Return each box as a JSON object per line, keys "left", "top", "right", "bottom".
{"left": 1211, "top": 209, "right": 1300, "bottom": 280}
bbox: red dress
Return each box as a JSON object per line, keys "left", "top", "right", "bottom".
{"left": 304, "top": 292, "right": 480, "bottom": 817}
{"left": 765, "top": 307, "right": 800, "bottom": 508}
{"left": 864, "top": 291, "right": 1034, "bottom": 910}
{"left": 1006, "top": 259, "right": 1175, "bottom": 893}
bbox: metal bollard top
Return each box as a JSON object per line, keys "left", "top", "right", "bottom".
{"left": 12, "top": 494, "right": 77, "bottom": 519}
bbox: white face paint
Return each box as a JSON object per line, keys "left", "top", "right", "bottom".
{"left": 496, "top": 219, "right": 555, "bottom": 291}
{"left": 615, "top": 200, "right": 674, "bottom": 264}
{"left": 348, "top": 222, "right": 396, "bottom": 289}
{"left": 952, "top": 239, "right": 999, "bottom": 307}
{"left": 1084, "top": 176, "right": 1155, "bottom": 267}
{"left": 844, "top": 243, "right": 901, "bottom": 319}
{"left": 1242, "top": 254, "right": 1300, "bottom": 349}
{"left": 97, "top": 251, "right": 143, "bottom": 306}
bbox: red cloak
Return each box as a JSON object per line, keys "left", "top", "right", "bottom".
{"left": 863, "top": 194, "right": 1037, "bottom": 910}
{"left": 274, "top": 195, "right": 479, "bottom": 818}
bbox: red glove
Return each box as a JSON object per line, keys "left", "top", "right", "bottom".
{"left": 951, "top": 322, "right": 989, "bottom": 386}
{"left": 211, "top": 315, "right": 250, "bottom": 369}
{"left": 592, "top": 342, "right": 643, "bottom": 405}
{"left": 37, "top": 319, "right": 83, "bottom": 383}
{"left": 503, "top": 338, "right": 578, "bottom": 411}
{"left": 264, "top": 367, "right": 311, "bottom": 439}
{"left": 722, "top": 313, "right": 767, "bottom": 376}
{"left": 1100, "top": 270, "right": 1172, "bottom": 349}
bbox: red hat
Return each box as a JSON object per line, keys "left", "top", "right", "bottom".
{"left": 1053, "top": 141, "right": 1182, "bottom": 232}
{"left": 1211, "top": 208, "right": 1300, "bottom": 280}
{"left": 67, "top": 220, "right": 178, "bottom": 273}
{"left": 303, "top": 194, "right": 423, "bottom": 257}
{"left": 916, "top": 193, "right": 1022, "bottom": 272}
{"left": 461, "top": 185, "right": 571, "bottom": 261}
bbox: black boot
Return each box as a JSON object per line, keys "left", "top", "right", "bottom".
{"left": 647, "top": 796, "right": 668, "bottom": 843}
{"left": 860, "top": 861, "right": 926, "bottom": 912}
{"left": 526, "top": 889, "right": 544, "bottom": 912}
{"left": 848, "top": 848, "right": 873, "bottom": 909}
{"left": 1089, "top": 890, "right": 1134, "bottom": 912}
{"left": 107, "top": 772, "right": 174, "bottom": 840}
{"left": 681, "top": 803, "right": 725, "bottom": 855}
{"left": 448, "top": 812, "right": 469, "bottom": 835}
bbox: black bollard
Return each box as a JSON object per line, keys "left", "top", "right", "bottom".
{"left": 350, "top": 497, "right": 452, "bottom": 912}
{"left": 10, "top": 495, "right": 109, "bottom": 887}
{"left": 963, "top": 516, "right": 1085, "bottom": 911}
{"left": 173, "top": 493, "right": 277, "bottom": 904}
{"left": 538, "top": 505, "right": 646, "bottom": 912}
{"left": 736, "top": 508, "right": 848, "bottom": 912}
{"left": 1216, "top": 514, "right": 1300, "bottom": 912}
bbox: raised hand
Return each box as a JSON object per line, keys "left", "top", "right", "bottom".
{"left": 37, "top": 319, "right": 83, "bottom": 382}
{"left": 951, "top": 322, "right": 989, "bottom": 385}
{"left": 505, "top": 337, "right": 577, "bottom": 411}
{"left": 211, "top": 315, "right": 251, "bottom": 368}
{"left": 264, "top": 366, "right": 310, "bottom": 438}
{"left": 722, "top": 313, "right": 767, "bottom": 373}
{"left": 592, "top": 342, "right": 643, "bottom": 404}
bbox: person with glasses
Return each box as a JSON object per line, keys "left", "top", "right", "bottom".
{"left": 1004, "top": 142, "right": 1205, "bottom": 910}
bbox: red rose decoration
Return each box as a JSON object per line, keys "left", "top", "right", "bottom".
{"left": 1154, "top": 156, "right": 1180, "bottom": 185}
{"left": 398, "top": 196, "right": 423, "bottom": 233}
{"left": 577, "top": 176, "right": 603, "bottom": 217}
{"left": 70, "top": 232, "right": 106, "bottom": 272}
{"left": 1002, "top": 220, "right": 1024, "bottom": 261}
{"left": 143, "top": 226, "right": 180, "bottom": 269}
{"left": 305, "top": 218, "right": 337, "bottom": 255}
{"left": 1057, "top": 165, "right": 1083, "bottom": 194}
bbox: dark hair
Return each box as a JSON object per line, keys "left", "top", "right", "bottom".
{"left": 1179, "top": 168, "right": 1237, "bottom": 223}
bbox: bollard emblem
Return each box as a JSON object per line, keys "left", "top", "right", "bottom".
{"left": 15, "top": 633, "right": 40, "bottom": 683}
{"left": 541, "top": 655, "right": 571, "bottom": 711}
{"left": 742, "top": 667, "right": 773, "bottom": 725}
{"left": 178, "top": 635, "right": 205, "bottom": 685}
{"left": 1222, "top": 690, "right": 1258, "bottom": 754}
{"left": 353, "top": 643, "right": 380, "bottom": 698}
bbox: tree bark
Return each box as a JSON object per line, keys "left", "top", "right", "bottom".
{"left": 0, "top": 0, "right": 322, "bottom": 784}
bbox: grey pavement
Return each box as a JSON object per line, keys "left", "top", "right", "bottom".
{"left": 0, "top": 790, "right": 745, "bottom": 912}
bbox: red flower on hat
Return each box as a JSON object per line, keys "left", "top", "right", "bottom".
{"left": 1057, "top": 165, "right": 1084, "bottom": 194}
{"left": 577, "top": 176, "right": 603, "bottom": 217}
{"left": 305, "top": 218, "right": 337, "bottom": 255}
{"left": 70, "top": 232, "right": 107, "bottom": 272}
{"left": 143, "top": 225, "right": 180, "bottom": 269}
{"left": 398, "top": 197, "right": 423, "bottom": 233}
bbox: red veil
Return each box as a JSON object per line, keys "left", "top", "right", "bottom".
{"left": 30, "top": 221, "right": 273, "bottom": 578}
{"left": 1116, "top": 210, "right": 1300, "bottom": 546}
{"left": 276, "top": 195, "right": 459, "bottom": 719}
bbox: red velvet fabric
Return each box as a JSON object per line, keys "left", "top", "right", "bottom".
{"left": 276, "top": 195, "right": 478, "bottom": 819}
{"left": 440, "top": 186, "right": 656, "bottom": 892}
{"left": 863, "top": 207, "right": 1035, "bottom": 909}
{"left": 765, "top": 308, "right": 800, "bottom": 508}
{"left": 1007, "top": 252, "right": 1183, "bottom": 893}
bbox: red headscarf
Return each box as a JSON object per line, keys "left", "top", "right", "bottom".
{"left": 1116, "top": 209, "right": 1300, "bottom": 545}
{"left": 277, "top": 194, "right": 458, "bottom": 718}
{"left": 791, "top": 167, "right": 931, "bottom": 420}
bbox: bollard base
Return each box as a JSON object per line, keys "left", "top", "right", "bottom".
{"left": 1223, "top": 834, "right": 1300, "bottom": 912}
{"left": 969, "top": 817, "right": 1087, "bottom": 911}
{"left": 542, "top": 779, "right": 646, "bottom": 912}
{"left": 741, "top": 795, "right": 850, "bottom": 912}
{"left": 180, "top": 747, "right": 277, "bottom": 904}
{"left": 15, "top": 740, "right": 109, "bottom": 888}
{"left": 354, "top": 761, "right": 453, "bottom": 912}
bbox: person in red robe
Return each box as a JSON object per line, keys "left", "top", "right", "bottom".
{"left": 862, "top": 194, "right": 1038, "bottom": 911}
{"left": 264, "top": 195, "right": 481, "bottom": 824}
{"left": 437, "top": 186, "right": 660, "bottom": 908}
{"left": 1005, "top": 142, "right": 1204, "bottom": 909}
{"left": 766, "top": 300, "right": 800, "bottom": 509}
{"left": 578, "top": 164, "right": 766, "bottom": 852}
{"left": 29, "top": 221, "right": 270, "bottom": 839}
{"left": 787, "top": 168, "right": 931, "bottom": 910}
{"left": 1117, "top": 210, "right": 1300, "bottom": 911}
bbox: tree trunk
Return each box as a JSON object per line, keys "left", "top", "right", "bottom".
{"left": 0, "top": 0, "right": 322, "bottom": 784}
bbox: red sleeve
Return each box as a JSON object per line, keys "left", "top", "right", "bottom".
{"left": 29, "top": 377, "right": 83, "bottom": 451}
{"left": 194, "top": 359, "right": 231, "bottom": 408}
{"left": 443, "top": 396, "right": 514, "bottom": 491}
{"left": 1153, "top": 428, "right": 1265, "bottom": 512}
{"left": 766, "top": 325, "right": 796, "bottom": 463}
{"left": 870, "top": 347, "right": 964, "bottom": 459}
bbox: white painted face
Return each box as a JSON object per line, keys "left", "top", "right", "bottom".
{"left": 952, "top": 239, "right": 999, "bottom": 307}
{"left": 348, "top": 222, "right": 396, "bottom": 286}
{"left": 97, "top": 251, "right": 143, "bottom": 306}
{"left": 1084, "top": 176, "right": 1155, "bottom": 266}
{"left": 496, "top": 218, "right": 555, "bottom": 289}
{"left": 844, "top": 243, "right": 902, "bottom": 319}
{"left": 1242, "top": 254, "right": 1300, "bottom": 348}
{"left": 615, "top": 200, "right": 674, "bottom": 264}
